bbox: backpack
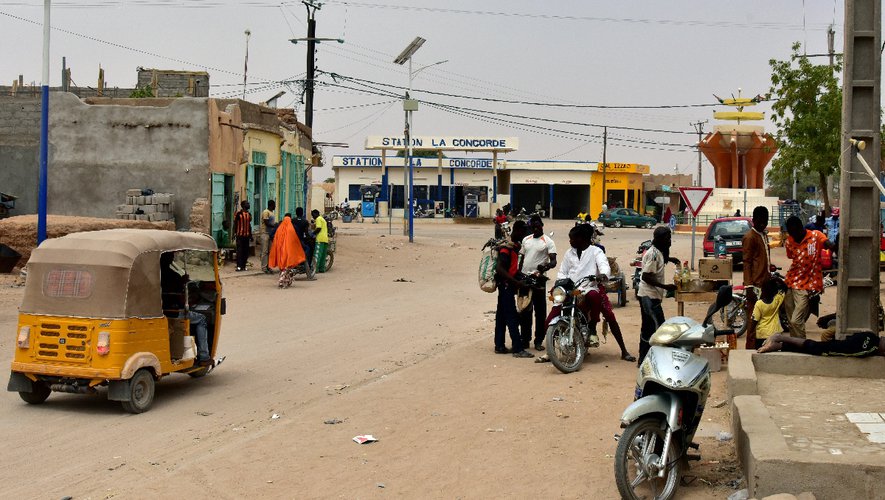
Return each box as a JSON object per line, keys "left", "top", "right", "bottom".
{"left": 479, "top": 237, "right": 510, "bottom": 293}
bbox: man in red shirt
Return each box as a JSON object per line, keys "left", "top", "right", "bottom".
{"left": 783, "top": 216, "right": 835, "bottom": 338}
{"left": 233, "top": 200, "right": 252, "bottom": 271}
{"left": 494, "top": 220, "right": 532, "bottom": 358}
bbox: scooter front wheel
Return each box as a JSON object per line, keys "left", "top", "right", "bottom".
{"left": 545, "top": 321, "right": 585, "bottom": 373}
{"left": 614, "top": 416, "right": 681, "bottom": 500}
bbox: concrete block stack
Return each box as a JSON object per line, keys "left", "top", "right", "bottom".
{"left": 116, "top": 189, "right": 175, "bottom": 223}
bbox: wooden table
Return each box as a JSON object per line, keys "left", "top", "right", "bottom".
{"left": 675, "top": 291, "right": 719, "bottom": 316}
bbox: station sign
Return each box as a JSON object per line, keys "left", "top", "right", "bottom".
{"left": 365, "top": 136, "right": 518, "bottom": 152}
{"left": 334, "top": 156, "right": 497, "bottom": 169}
{"left": 597, "top": 163, "right": 650, "bottom": 174}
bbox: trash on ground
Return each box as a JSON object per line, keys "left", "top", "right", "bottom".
{"left": 485, "top": 428, "right": 505, "bottom": 433}
{"left": 376, "top": 483, "right": 385, "bottom": 488}
{"left": 195, "top": 411, "right": 213, "bottom": 416}
{"left": 353, "top": 435, "right": 378, "bottom": 444}
{"left": 393, "top": 277, "right": 413, "bottom": 282}
{"left": 829, "top": 448, "right": 843, "bottom": 455}
{"left": 271, "top": 414, "right": 281, "bottom": 420}
{"left": 324, "top": 418, "right": 343, "bottom": 425}
{"left": 551, "top": 397, "right": 564, "bottom": 401}
{"left": 727, "top": 489, "right": 749, "bottom": 500}
{"left": 717, "top": 431, "right": 733, "bottom": 441}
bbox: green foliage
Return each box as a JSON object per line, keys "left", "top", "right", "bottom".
{"left": 323, "top": 177, "right": 335, "bottom": 183}
{"left": 129, "top": 86, "right": 155, "bottom": 98}
{"left": 767, "top": 42, "right": 842, "bottom": 209}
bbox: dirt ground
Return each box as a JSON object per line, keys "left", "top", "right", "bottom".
{"left": 0, "top": 219, "right": 837, "bottom": 499}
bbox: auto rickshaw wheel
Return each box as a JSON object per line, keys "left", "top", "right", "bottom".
{"left": 19, "top": 380, "right": 51, "bottom": 404}
{"left": 121, "top": 369, "right": 155, "bottom": 414}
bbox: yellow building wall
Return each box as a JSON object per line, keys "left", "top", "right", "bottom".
{"left": 590, "top": 165, "right": 648, "bottom": 219}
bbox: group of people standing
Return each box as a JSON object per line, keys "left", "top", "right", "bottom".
{"left": 232, "top": 200, "right": 331, "bottom": 285}
{"left": 493, "top": 215, "right": 636, "bottom": 362}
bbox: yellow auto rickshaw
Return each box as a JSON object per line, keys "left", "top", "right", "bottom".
{"left": 7, "top": 229, "right": 225, "bottom": 413}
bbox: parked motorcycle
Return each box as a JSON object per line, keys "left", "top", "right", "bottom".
{"left": 630, "top": 239, "right": 653, "bottom": 299}
{"left": 545, "top": 275, "right": 606, "bottom": 373}
{"left": 613, "top": 293, "right": 734, "bottom": 499}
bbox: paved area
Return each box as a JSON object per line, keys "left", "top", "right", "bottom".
{"left": 758, "top": 372, "right": 885, "bottom": 456}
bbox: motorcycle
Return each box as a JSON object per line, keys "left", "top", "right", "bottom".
{"left": 630, "top": 239, "right": 653, "bottom": 299}
{"left": 545, "top": 275, "right": 606, "bottom": 373}
{"left": 613, "top": 293, "right": 735, "bottom": 500}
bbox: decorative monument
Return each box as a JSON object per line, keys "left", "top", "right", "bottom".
{"left": 697, "top": 90, "right": 779, "bottom": 215}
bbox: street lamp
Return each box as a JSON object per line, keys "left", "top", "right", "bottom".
{"left": 394, "top": 36, "right": 436, "bottom": 243}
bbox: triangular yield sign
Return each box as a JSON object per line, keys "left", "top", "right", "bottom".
{"left": 678, "top": 187, "right": 713, "bottom": 215}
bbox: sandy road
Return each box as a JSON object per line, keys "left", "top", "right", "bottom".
{"left": 0, "top": 219, "right": 833, "bottom": 499}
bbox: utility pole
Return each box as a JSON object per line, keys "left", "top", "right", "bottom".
{"left": 600, "top": 126, "right": 607, "bottom": 211}
{"left": 304, "top": 1, "right": 319, "bottom": 130}
{"left": 37, "top": 0, "right": 51, "bottom": 244}
{"left": 242, "top": 29, "right": 251, "bottom": 100}
{"left": 691, "top": 120, "right": 707, "bottom": 186}
{"left": 837, "top": 0, "right": 881, "bottom": 339}
{"left": 290, "top": 2, "right": 343, "bottom": 130}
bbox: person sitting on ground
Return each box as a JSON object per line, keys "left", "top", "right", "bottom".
{"left": 758, "top": 330, "right": 884, "bottom": 358}
{"left": 747, "top": 277, "right": 787, "bottom": 350}
{"left": 160, "top": 252, "right": 212, "bottom": 367}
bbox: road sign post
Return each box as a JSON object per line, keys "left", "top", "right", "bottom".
{"left": 678, "top": 187, "right": 714, "bottom": 270}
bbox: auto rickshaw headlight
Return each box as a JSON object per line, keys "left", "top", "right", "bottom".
{"left": 16, "top": 326, "right": 30, "bottom": 349}
{"left": 97, "top": 331, "right": 110, "bottom": 355}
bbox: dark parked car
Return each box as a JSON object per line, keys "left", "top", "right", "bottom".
{"left": 598, "top": 208, "right": 656, "bottom": 229}
{"left": 703, "top": 217, "right": 752, "bottom": 263}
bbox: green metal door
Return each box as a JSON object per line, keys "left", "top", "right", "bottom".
{"left": 211, "top": 173, "right": 227, "bottom": 246}
{"left": 294, "top": 154, "right": 306, "bottom": 211}
{"left": 265, "top": 166, "right": 278, "bottom": 216}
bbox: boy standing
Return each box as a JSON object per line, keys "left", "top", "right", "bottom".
{"left": 748, "top": 278, "right": 786, "bottom": 350}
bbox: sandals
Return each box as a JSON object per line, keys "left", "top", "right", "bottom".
{"left": 621, "top": 353, "right": 637, "bottom": 362}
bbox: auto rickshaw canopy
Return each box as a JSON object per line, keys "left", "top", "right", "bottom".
{"left": 21, "top": 229, "right": 217, "bottom": 319}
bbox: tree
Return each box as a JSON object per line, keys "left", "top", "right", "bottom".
{"left": 323, "top": 177, "right": 335, "bottom": 184}
{"left": 129, "top": 86, "right": 154, "bottom": 98}
{"left": 767, "top": 42, "right": 842, "bottom": 212}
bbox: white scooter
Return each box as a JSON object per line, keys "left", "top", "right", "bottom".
{"left": 613, "top": 292, "right": 733, "bottom": 500}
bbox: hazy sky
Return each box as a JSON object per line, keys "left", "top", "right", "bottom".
{"left": 1, "top": 1, "right": 851, "bottom": 183}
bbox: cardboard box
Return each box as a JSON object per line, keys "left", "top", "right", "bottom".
{"left": 698, "top": 257, "right": 732, "bottom": 280}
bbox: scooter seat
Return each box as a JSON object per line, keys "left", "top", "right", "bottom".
{"left": 732, "top": 285, "right": 745, "bottom": 293}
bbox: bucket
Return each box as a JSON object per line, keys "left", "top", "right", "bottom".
{"left": 342, "top": 214, "right": 353, "bottom": 223}
{"left": 0, "top": 244, "right": 21, "bottom": 273}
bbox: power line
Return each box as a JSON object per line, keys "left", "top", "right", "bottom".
{"left": 320, "top": 1, "right": 831, "bottom": 31}
{"left": 326, "top": 71, "right": 727, "bottom": 109}
{"left": 0, "top": 9, "right": 276, "bottom": 80}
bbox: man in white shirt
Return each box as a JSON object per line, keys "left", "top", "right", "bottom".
{"left": 637, "top": 226, "right": 680, "bottom": 365}
{"left": 555, "top": 224, "right": 636, "bottom": 360}
{"left": 552, "top": 224, "right": 609, "bottom": 348}
{"left": 519, "top": 215, "right": 557, "bottom": 351}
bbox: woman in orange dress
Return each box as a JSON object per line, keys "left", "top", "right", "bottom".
{"left": 268, "top": 214, "right": 306, "bottom": 288}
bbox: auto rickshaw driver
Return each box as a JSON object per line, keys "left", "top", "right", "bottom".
{"left": 160, "top": 252, "right": 212, "bottom": 367}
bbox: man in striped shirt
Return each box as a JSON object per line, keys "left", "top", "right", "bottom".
{"left": 234, "top": 200, "right": 252, "bottom": 271}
